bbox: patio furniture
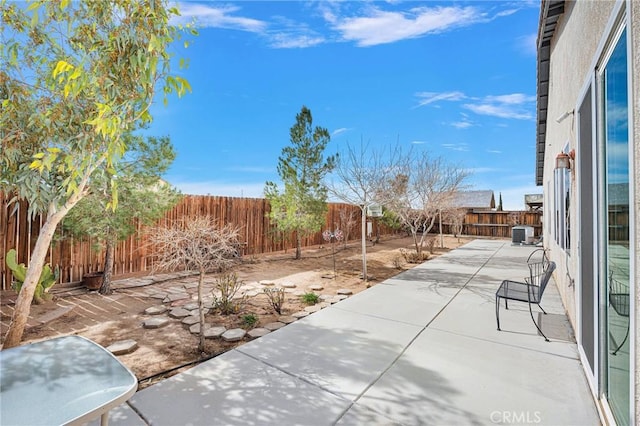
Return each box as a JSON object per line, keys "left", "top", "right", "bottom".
{"left": 0, "top": 335, "right": 138, "bottom": 426}
{"left": 495, "top": 249, "right": 556, "bottom": 341}
{"left": 608, "top": 274, "right": 630, "bottom": 355}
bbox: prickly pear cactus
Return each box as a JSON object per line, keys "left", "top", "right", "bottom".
{"left": 5, "top": 249, "right": 58, "bottom": 304}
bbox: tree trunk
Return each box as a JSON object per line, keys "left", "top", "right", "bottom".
{"left": 3, "top": 208, "right": 67, "bottom": 349}
{"left": 439, "top": 210, "right": 444, "bottom": 249}
{"left": 198, "top": 270, "right": 205, "bottom": 353}
{"left": 295, "top": 233, "right": 301, "bottom": 260}
{"left": 100, "top": 239, "right": 115, "bottom": 295}
{"left": 361, "top": 207, "right": 367, "bottom": 281}
{"left": 412, "top": 229, "right": 421, "bottom": 257}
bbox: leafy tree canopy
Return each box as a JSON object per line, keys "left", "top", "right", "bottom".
{"left": 0, "top": 0, "right": 194, "bottom": 348}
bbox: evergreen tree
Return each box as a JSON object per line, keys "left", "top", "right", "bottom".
{"left": 265, "top": 106, "right": 336, "bottom": 259}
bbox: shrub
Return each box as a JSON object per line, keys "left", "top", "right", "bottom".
{"left": 392, "top": 255, "right": 404, "bottom": 269}
{"left": 264, "top": 287, "right": 286, "bottom": 314}
{"left": 212, "top": 272, "right": 244, "bottom": 315}
{"left": 241, "top": 314, "right": 258, "bottom": 329}
{"left": 301, "top": 292, "right": 319, "bottom": 305}
{"left": 399, "top": 248, "right": 428, "bottom": 264}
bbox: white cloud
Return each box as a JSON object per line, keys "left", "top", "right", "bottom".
{"left": 332, "top": 127, "right": 352, "bottom": 137}
{"left": 270, "top": 33, "right": 325, "bottom": 48}
{"left": 486, "top": 149, "right": 503, "bottom": 154}
{"left": 464, "top": 103, "right": 533, "bottom": 120}
{"left": 172, "top": 3, "right": 267, "bottom": 32}
{"left": 332, "top": 6, "right": 486, "bottom": 47}
{"left": 467, "top": 167, "right": 501, "bottom": 174}
{"left": 411, "top": 140, "right": 426, "bottom": 145}
{"left": 463, "top": 93, "right": 535, "bottom": 120}
{"left": 415, "top": 91, "right": 466, "bottom": 107}
{"left": 442, "top": 143, "right": 469, "bottom": 152}
{"left": 450, "top": 120, "right": 473, "bottom": 129}
{"left": 496, "top": 9, "right": 518, "bottom": 18}
{"left": 519, "top": 33, "right": 538, "bottom": 56}
{"left": 484, "top": 93, "right": 535, "bottom": 104}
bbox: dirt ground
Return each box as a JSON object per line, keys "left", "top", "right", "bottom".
{"left": 1, "top": 234, "right": 473, "bottom": 388}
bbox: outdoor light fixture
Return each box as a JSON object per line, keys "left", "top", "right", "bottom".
{"left": 555, "top": 149, "right": 575, "bottom": 170}
{"left": 555, "top": 109, "right": 574, "bottom": 123}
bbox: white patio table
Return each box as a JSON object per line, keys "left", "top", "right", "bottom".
{"left": 1, "top": 335, "right": 137, "bottom": 426}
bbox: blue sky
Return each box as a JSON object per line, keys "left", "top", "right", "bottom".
{"left": 149, "top": 1, "right": 541, "bottom": 210}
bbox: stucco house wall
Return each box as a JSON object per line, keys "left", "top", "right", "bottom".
{"left": 542, "top": 0, "right": 616, "bottom": 327}
{"left": 540, "top": 0, "right": 638, "bottom": 423}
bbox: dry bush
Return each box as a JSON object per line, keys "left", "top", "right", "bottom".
{"left": 212, "top": 272, "right": 244, "bottom": 315}
{"left": 392, "top": 255, "right": 405, "bottom": 269}
{"left": 264, "top": 287, "right": 286, "bottom": 314}
{"left": 149, "top": 216, "right": 241, "bottom": 351}
{"left": 400, "top": 248, "right": 428, "bottom": 264}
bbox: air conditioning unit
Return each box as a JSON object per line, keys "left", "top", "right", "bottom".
{"left": 512, "top": 226, "right": 534, "bottom": 244}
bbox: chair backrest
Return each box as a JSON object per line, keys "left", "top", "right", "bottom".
{"left": 538, "top": 261, "right": 556, "bottom": 296}
{"left": 527, "top": 260, "right": 556, "bottom": 301}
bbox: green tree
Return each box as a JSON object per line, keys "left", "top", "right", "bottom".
{"left": 62, "top": 136, "right": 181, "bottom": 295}
{"left": 265, "top": 106, "right": 336, "bottom": 259}
{"left": 0, "top": 0, "right": 193, "bottom": 349}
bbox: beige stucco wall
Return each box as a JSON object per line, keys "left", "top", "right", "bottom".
{"left": 544, "top": 0, "right": 638, "bottom": 421}
{"left": 543, "top": 0, "right": 616, "bottom": 327}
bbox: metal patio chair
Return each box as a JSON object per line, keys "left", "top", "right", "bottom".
{"left": 496, "top": 249, "right": 556, "bottom": 341}
{"left": 608, "top": 274, "right": 630, "bottom": 355}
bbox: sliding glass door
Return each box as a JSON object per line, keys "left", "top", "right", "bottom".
{"left": 600, "top": 26, "right": 630, "bottom": 426}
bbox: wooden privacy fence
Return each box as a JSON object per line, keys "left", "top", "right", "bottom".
{"left": 0, "top": 193, "right": 375, "bottom": 290}
{"left": 438, "top": 210, "right": 543, "bottom": 238}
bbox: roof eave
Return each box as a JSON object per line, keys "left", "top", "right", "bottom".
{"left": 536, "top": 0, "right": 565, "bottom": 186}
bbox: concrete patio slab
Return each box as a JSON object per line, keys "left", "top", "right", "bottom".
{"left": 129, "top": 350, "right": 352, "bottom": 425}
{"left": 236, "top": 306, "right": 422, "bottom": 401}
{"left": 357, "top": 327, "right": 598, "bottom": 426}
{"left": 331, "top": 281, "right": 453, "bottom": 326}
{"left": 123, "top": 239, "right": 599, "bottom": 426}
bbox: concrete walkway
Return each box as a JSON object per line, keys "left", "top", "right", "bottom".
{"left": 109, "top": 240, "right": 599, "bottom": 425}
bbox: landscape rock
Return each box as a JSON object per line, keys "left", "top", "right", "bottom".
{"left": 181, "top": 316, "right": 200, "bottom": 326}
{"left": 222, "top": 328, "right": 246, "bottom": 342}
{"left": 337, "top": 289, "right": 353, "bottom": 295}
{"left": 168, "top": 308, "right": 192, "bottom": 319}
{"left": 144, "top": 305, "right": 168, "bottom": 315}
{"left": 263, "top": 322, "right": 285, "bottom": 331}
{"left": 309, "top": 285, "right": 324, "bottom": 291}
{"left": 292, "top": 311, "right": 309, "bottom": 319}
{"left": 163, "top": 293, "right": 190, "bottom": 303}
{"left": 247, "top": 328, "right": 271, "bottom": 339}
{"left": 204, "top": 326, "right": 227, "bottom": 339}
{"left": 278, "top": 316, "right": 296, "bottom": 324}
{"left": 143, "top": 318, "right": 169, "bottom": 329}
{"left": 189, "top": 323, "right": 201, "bottom": 334}
{"left": 280, "top": 282, "right": 296, "bottom": 288}
{"left": 304, "top": 305, "right": 323, "bottom": 313}
{"left": 259, "top": 280, "right": 275, "bottom": 287}
{"left": 181, "top": 302, "right": 199, "bottom": 311}
{"left": 107, "top": 340, "right": 138, "bottom": 355}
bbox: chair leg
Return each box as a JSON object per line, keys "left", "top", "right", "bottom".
{"left": 539, "top": 304, "right": 547, "bottom": 315}
{"left": 496, "top": 295, "right": 501, "bottom": 331}
{"left": 529, "top": 301, "right": 549, "bottom": 342}
{"left": 505, "top": 299, "right": 509, "bottom": 310}
{"left": 612, "top": 320, "right": 630, "bottom": 355}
